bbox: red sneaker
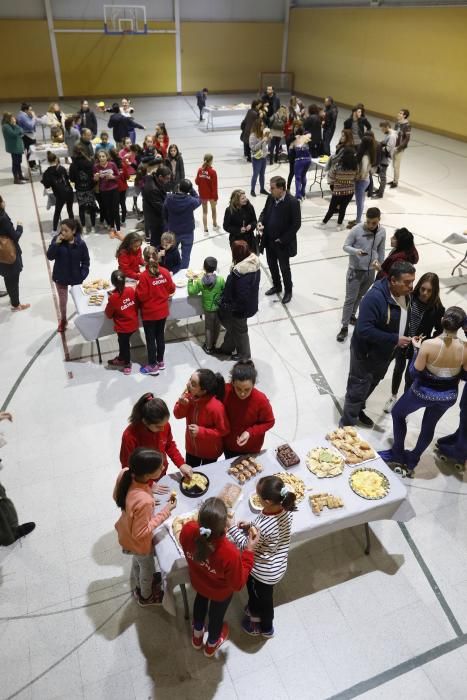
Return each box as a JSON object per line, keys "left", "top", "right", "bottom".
{"left": 203, "top": 623, "right": 229, "bottom": 658}
{"left": 192, "top": 625, "right": 205, "bottom": 650}
{"left": 107, "top": 357, "right": 125, "bottom": 367}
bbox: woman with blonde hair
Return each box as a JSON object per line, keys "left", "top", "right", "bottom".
{"left": 195, "top": 153, "right": 219, "bottom": 233}
{"left": 249, "top": 118, "right": 270, "bottom": 197}
{"left": 223, "top": 189, "right": 257, "bottom": 251}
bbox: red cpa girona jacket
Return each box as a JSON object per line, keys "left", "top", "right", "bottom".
{"left": 179, "top": 521, "right": 254, "bottom": 601}
{"left": 104, "top": 286, "right": 139, "bottom": 333}
{"left": 223, "top": 384, "right": 275, "bottom": 454}
{"left": 119, "top": 421, "right": 185, "bottom": 474}
{"left": 135, "top": 266, "right": 175, "bottom": 321}
{"left": 173, "top": 394, "right": 230, "bottom": 459}
{"left": 195, "top": 166, "right": 218, "bottom": 201}
{"left": 118, "top": 248, "right": 144, "bottom": 280}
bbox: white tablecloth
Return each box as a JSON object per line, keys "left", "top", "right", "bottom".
{"left": 29, "top": 144, "right": 69, "bottom": 163}
{"left": 70, "top": 272, "right": 202, "bottom": 342}
{"left": 154, "top": 436, "right": 415, "bottom": 615}
{"left": 204, "top": 105, "right": 248, "bottom": 131}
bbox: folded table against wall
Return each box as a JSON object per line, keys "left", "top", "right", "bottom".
{"left": 153, "top": 436, "right": 415, "bottom": 616}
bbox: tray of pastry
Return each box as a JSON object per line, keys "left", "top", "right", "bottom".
{"left": 227, "top": 456, "right": 263, "bottom": 484}
{"left": 81, "top": 279, "right": 110, "bottom": 294}
{"left": 169, "top": 510, "right": 199, "bottom": 553}
{"left": 309, "top": 492, "right": 344, "bottom": 515}
{"left": 306, "top": 447, "right": 345, "bottom": 478}
{"left": 249, "top": 492, "right": 263, "bottom": 512}
{"left": 349, "top": 468, "right": 390, "bottom": 500}
{"left": 180, "top": 472, "right": 209, "bottom": 498}
{"left": 273, "top": 472, "right": 305, "bottom": 503}
{"left": 326, "top": 427, "right": 377, "bottom": 465}
{"left": 276, "top": 443, "right": 300, "bottom": 468}
{"left": 87, "top": 293, "right": 105, "bottom": 306}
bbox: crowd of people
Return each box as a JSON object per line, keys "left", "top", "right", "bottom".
{"left": 1, "top": 89, "right": 466, "bottom": 660}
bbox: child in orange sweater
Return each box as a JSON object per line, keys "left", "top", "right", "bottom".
{"left": 113, "top": 447, "right": 177, "bottom": 606}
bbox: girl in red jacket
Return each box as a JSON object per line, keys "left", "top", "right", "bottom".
{"left": 105, "top": 270, "right": 139, "bottom": 374}
{"left": 154, "top": 123, "right": 169, "bottom": 158}
{"left": 173, "top": 369, "right": 230, "bottom": 467}
{"left": 195, "top": 153, "right": 219, "bottom": 234}
{"left": 120, "top": 392, "right": 193, "bottom": 481}
{"left": 116, "top": 231, "right": 144, "bottom": 280}
{"left": 114, "top": 447, "right": 177, "bottom": 606}
{"left": 223, "top": 360, "right": 275, "bottom": 458}
{"left": 136, "top": 246, "right": 175, "bottom": 375}
{"left": 180, "top": 497, "right": 259, "bottom": 657}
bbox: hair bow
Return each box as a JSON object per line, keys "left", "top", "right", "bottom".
{"left": 280, "top": 486, "right": 289, "bottom": 499}
{"left": 199, "top": 527, "right": 212, "bottom": 538}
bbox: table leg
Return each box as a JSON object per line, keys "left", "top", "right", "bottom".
{"left": 318, "top": 168, "right": 325, "bottom": 198}
{"left": 96, "top": 338, "right": 102, "bottom": 364}
{"left": 308, "top": 163, "right": 318, "bottom": 192}
{"left": 451, "top": 250, "right": 467, "bottom": 276}
{"left": 180, "top": 583, "right": 189, "bottom": 620}
{"left": 364, "top": 522, "right": 371, "bottom": 555}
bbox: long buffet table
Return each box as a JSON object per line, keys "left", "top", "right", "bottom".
{"left": 153, "top": 436, "right": 415, "bottom": 617}
{"left": 69, "top": 271, "right": 202, "bottom": 361}
{"left": 203, "top": 104, "right": 249, "bottom": 131}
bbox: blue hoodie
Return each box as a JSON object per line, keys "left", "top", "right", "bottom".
{"left": 46, "top": 234, "right": 90, "bottom": 286}
{"left": 351, "top": 278, "right": 410, "bottom": 360}
{"left": 163, "top": 192, "right": 201, "bottom": 237}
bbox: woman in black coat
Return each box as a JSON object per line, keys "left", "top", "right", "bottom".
{"left": 303, "top": 104, "right": 323, "bottom": 158}
{"left": 69, "top": 144, "right": 98, "bottom": 232}
{"left": 165, "top": 144, "right": 185, "bottom": 191}
{"left": 240, "top": 99, "right": 262, "bottom": 161}
{"left": 216, "top": 240, "right": 260, "bottom": 361}
{"left": 41, "top": 151, "right": 74, "bottom": 232}
{"left": 223, "top": 189, "right": 257, "bottom": 252}
{"left": 0, "top": 196, "right": 29, "bottom": 311}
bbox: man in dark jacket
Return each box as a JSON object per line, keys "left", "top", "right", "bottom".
{"left": 261, "top": 86, "right": 280, "bottom": 126}
{"left": 240, "top": 99, "right": 262, "bottom": 161}
{"left": 196, "top": 88, "right": 208, "bottom": 121}
{"left": 143, "top": 163, "right": 171, "bottom": 247}
{"left": 257, "top": 176, "right": 301, "bottom": 304}
{"left": 340, "top": 261, "right": 416, "bottom": 428}
{"left": 78, "top": 100, "right": 98, "bottom": 137}
{"left": 107, "top": 104, "right": 144, "bottom": 146}
{"left": 79, "top": 129, "right": 94, "bottom": 159}
{"left": 163, "top": 179, "right": 201, "bottom": 268}
{"left": 323, "top": 96, "right": 338, "bottom": 156}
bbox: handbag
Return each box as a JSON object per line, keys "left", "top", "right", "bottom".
{"left": 0, "top": 236, "right": 16, "bottom": 264}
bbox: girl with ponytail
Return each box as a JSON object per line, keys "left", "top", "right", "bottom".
{"left": 136, "top": 245, "right": 175, "bottom": 375}
{"left": 119, "top": 392, "right": 193, "bottom": 480}
{"left": 105, "top": 270, "right": 139, "bottom": 374}
{"left": 113, "top": 447, "right": 177, "bottom": 606}
{"left": 173, "top": 369, "right": 230, "bottom": 467}
{"left": 179, "top": 497, "right": 259, "bottom": 657}
{"left": 229, "top": 475, "right": 296, "bottom": 638}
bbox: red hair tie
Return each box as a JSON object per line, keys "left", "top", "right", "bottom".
{"left": 145, "top": 393, "right": 154, "bottom": 402}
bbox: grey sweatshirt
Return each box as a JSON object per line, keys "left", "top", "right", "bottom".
{"left": 343, "top": 223, "right": 386, "bottom": 270}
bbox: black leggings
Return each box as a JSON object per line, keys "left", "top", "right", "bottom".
{"left": 53, "top": 195, "right": 74, "bottom": 230}
{"left": 78, "top": 204, "right": 96, "bottom": 227}
{"left": 323, "top": 194, "right": 353, "bottom": 224}
{"left": 3, "top": 271, "right": 21, "bottom": 308}
{"left": 247, "top": 575, "right": 274, "bottom": 632}
{"left": 100, "top": 189, "right": 120, "bottom": 230}
{"left": 119, "top": 191, "right": 127, "bottom": 222}
{"left": 193, "top": 593, "right": 232, "bottom": 644}
{"left": 185, "top": 453, "right": 217, "bottom": 468}
{"left": 142, "top": 318, "right": 166, "bottom": 365}
{"left": 117, "top": 332, "right": 134, "bottom": 365}
{"left": 391, "top": 347, "right": 413, "bottom": 395}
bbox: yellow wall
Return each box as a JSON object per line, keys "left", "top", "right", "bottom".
{"left": 287, "top": 7, "right": 467, "bottom": 140}
{"left": 181, "top": 22, "right": 282, "bottom": 93}
{"left": 0, "top": 20, "right": 56, "bottom": 98}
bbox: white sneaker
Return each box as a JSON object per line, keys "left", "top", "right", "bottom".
{"left": 384, "top": 395, "right": 397, "bottom": 414}
{"left": 90, "top": 227, "right": 97, "bottom": 234}
{"left": 336, "top": 223, "right": 345, "bottom": 231}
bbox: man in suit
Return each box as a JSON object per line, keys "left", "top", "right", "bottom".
{"left": 257, "top": 176, "right": 301, "bottom": 304}
{"left": 142, "top": 162, "right": 171, "bottom": 247}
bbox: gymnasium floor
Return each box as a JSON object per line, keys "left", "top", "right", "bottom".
{"left": 1, "top": 94, "right": 467, "bottom": 700}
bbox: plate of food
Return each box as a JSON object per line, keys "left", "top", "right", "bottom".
{"left": 87, "top": 294, "right": 105, "bottom": 307}
{"left": 171, "top": 510, "right": 198, "bottom": 549}
{"left": 82, "top": 279, "right": 110, "bottom": 294}
{"left": 249, "top": 492, "right": 263, "bottom": 512}
{"left": 309, "top": 492, "right": 344, "bottom": 516}
{"left": 306, "top": 447, "right": 344, "bottom": 478}
{"left": 227, "top": 456, "right": 263, "bottom": 485}
{"left": 180, "top": 472, "right": 209, "bottom": 498}
{"left": 349, "top": 468, "right": 390, "bottom": 500}
{"left": 276, "top": 443, "right": 300, "bottom": 469}
{"left": 273, "top": 472, "right": 306, "bottom": 503}
{"left": 326, "top": 427, "right": 377, "bottom": 465}
{"left": 174, "top": 278, "right": 187, "bottom": 288}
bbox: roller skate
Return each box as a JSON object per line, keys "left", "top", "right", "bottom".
{"left": 378, "top": 449, "right": 414, "bottom": 479}
{"left": 434, "top": 442, "right": 466, "bottom": 472}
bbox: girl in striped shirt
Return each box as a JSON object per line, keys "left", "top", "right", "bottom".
{"left": 229, "top": 475, "right": 296, "bottom": 638}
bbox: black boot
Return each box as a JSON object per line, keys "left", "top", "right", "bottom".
{"left": 15, "top": 522, "right": 36, "bottom": 540}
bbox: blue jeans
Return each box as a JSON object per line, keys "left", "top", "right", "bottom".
{"left": 294, "top": 158, "right": 311, "bottom": 200}
{"left": 176, "top": 233, "right": 193, "bottom": 269}
{"left": 251, "top": 157, "right": 266, "bottom": 192}
{"left": 355, "top": 178, "right": 370, "bottom": 223}
{"left": 390, "top": 388, "right": 455, "bottom": 468}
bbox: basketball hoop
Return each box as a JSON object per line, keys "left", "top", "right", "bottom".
{"left": 104, "top": 5, "right": 147, "bottom": 35}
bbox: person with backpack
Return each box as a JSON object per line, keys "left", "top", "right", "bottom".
{"left": 0, "top": 195, "right": 30, "bottom": 311}
{"left": 41, "top": 152, "right": 75, "bottom": 233}
{"left": 268, "top": 105, "right": 288, "bottom": 165}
